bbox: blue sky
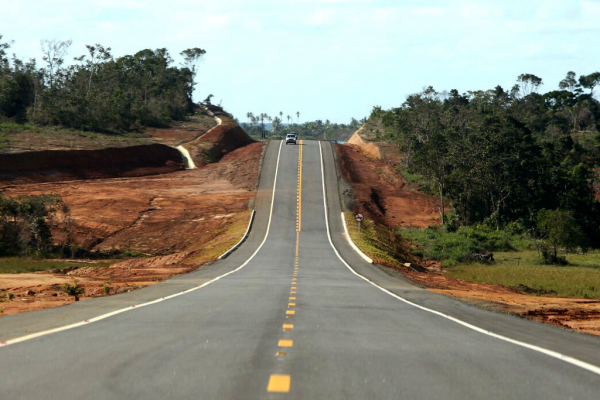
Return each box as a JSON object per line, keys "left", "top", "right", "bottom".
{"left": 2, "top": 0, "right": 600, "bottom": 123}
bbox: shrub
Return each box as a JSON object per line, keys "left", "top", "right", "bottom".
{"left": 537, "top": 209, "right": 586, "bottom": 264}
{"left": 63, "top": 279, "right": 85, "bottom": 301}
{"left": 401, "top": 225, "right": 524, "bottom": 266}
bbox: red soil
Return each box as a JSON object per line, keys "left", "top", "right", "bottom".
{"left": 335, "top": 143, "right": 440, "bottom": 228}
{"left": 0, "top": 118, "right": 264, "bottom": 317}
{"left": 0, "top": 144, "right": 185, "bottom": 185}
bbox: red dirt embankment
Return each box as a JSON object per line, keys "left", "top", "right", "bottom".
{"left": 336, "top": 143, "right": 440, "bottom": 228}
{"left": 184, "top": 116, "right": 254, "bottom": 167}
{"left": 0, "top": 144, "right": 185, "bottom": 185}
{"left": 0, "top": 114, "right": 265, "bottom": 316}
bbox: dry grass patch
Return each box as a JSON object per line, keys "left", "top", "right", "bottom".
{"left": 343, "top": 212, "right": 410, "bottom": 269}
{"left": 184, "top": 210, "right": 253, "bottom": 265}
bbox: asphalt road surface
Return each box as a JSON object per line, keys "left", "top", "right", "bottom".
{"left": 1, "top": 140, "right": 600, "bottom": 399}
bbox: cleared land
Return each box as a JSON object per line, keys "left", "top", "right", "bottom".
{"left": 0, "top": 110, "right": 264, "bottom": 316}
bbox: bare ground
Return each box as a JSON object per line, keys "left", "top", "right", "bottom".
{"left": 0, "top": 115, "right": 265, "bottom": 317}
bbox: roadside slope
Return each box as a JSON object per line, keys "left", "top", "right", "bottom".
{"left": 335, "top": 124, "right": 600, "bottom": 336}
{"left": 0, "top": 110, "right": 265, "bottom": 316}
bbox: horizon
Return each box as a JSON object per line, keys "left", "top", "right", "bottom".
{"left": 2, "top": 0, "right": 599, "bottom": 123}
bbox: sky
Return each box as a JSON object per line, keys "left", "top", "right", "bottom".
{"left": 2, "top": 0, "right": 600, "bottom": 123}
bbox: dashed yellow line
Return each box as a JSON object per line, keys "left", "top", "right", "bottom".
{"left": 267, "top": 375, "right": 291, "bottom": 393}
{"left": 266, "top": 141, "right": 304, "bottom": 395}
{"left": 297, "top": 140, "right": 303, "bottom": 232}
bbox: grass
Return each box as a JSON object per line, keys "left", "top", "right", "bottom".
{"left": 0, "top": 132, "right": 8, "bottom": 148}
{"left": 446, "top": 250, "right": 600, "bottom": 298}
{"left": 400, "top": 226, "right": 530, "bottom": 267}
{"left": 343, "top": 212, "right": 409, "bottom": 269}
{"left": 0, "top": 122, "right": 151, "bottom": 152}
{"left": 0, "top": 257, "right": 111, "bottom": 274}
{"left": 184, "top": 210, "right": 253, "bottom": 264}
{"left": 0, "top": 122, "right": 95, "bottom": 136}
{"left": 397, "top": 166, "right": 434, "bottom": 194}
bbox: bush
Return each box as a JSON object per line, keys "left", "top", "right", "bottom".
{"left": 63, "top": 279, "right": 85, "bottom": 301}
{"left": 536, "top": 209, "right": 587, "bottom": 264}
{"left": 401, "top": 225, "right": 524, "bottom": 266}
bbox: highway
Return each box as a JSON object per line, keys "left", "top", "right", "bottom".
{"left": 1, "top": 140, "right": 600, "bottom": 399}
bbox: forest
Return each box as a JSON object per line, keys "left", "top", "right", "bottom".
{"left": 376, "top": 72, "right": 600, "bottom": 256}
{"left": 0, "top": 35, "right": 205, "bottom": 132}
{"left": 240, "top": 111, "right": 363, "bottom": 141}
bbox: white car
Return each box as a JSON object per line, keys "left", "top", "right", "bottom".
{"left": 285, "top": 133, "right": 297, "bottom": 145}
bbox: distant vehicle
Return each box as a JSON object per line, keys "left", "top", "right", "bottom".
{"left": 286, "top": 133, "right": 297, "bottom": 145}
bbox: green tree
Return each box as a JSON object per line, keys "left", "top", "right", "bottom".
{"left": 537, "top": 209, "right": 586, "bottom": 264}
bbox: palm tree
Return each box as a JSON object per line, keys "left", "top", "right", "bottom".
{"left": 296, "top": 111, "right": 300, "bottom": 123}
{"left": 287, "top": 115, "right": 291, "bottom": 125}
{"left": 247, "top": 112, "right": 253, "bottom": 124}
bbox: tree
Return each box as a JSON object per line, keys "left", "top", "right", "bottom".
{"left": 272, "top": 116, "right": 282, "bottom": 132}
{"left": 413, "top": 130, "right": 451, "bottom": 224}
{"left": 40, "top": 39, "right": 72, "bottom": 89}
{"left": 296, "top": 111, "right": 300, "bottom": 123}
{"left": 180, "top": 47, "right": 206, "bottom": 97}
{"left": 517, "top": 73, "right": 543, "bottom": 96}
{"left": 559, "top": 71, "right": 579, "bottom": 92}
{"left": 579, "top": 72, "right": 600, "bottom": 95}
{"left": 537, "top": 209, "right": 586, "bottom": 264}
{"left": 81, "top": 44, "right": 112, "bottom": 94}
{"left": 0, "top": 35, "right": 14, "bottom": 68}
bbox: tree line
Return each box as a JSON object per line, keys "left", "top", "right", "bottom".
{"left": 0, "top": 35, "right": 205, "bottom": 132}
{"left": 375, "top": 72, "right": 600, "bottom": 251}
{"left": 242, "top": 111, "right": 363, "bottom": 140}
{"left": 0, "top": 192, "right": 67, "bottom": 256}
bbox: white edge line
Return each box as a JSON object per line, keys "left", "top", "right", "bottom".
{"left": 340, "top": 211, "right": 373, "bottom": 263}
{"left": 0, "top": 141, "right": 284, "bottom": 348}
{"left": 317, "top": 141, "right": 600, "bottom": 377}
{"left": 218, "top": 210, "right": 256, "bottom": 259}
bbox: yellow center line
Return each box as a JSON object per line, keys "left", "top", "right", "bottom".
{"left": 267, "top": 375, "right": 291, "bottom": 393}
{"left": 267, "top": 151, "right": 304, "bottom": 395}
{"left": 297, "top": 140, "right": 302, "bottom": 232}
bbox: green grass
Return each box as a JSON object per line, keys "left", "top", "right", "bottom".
{"left": 0, "top": 122, "right": 87, "bottom": 135}
{"left": 400, "top": 226, "right": 531, "bottom": 266}
{"left": 343, "top": 212, "right": 409, "bottom": 268}
{"left": 397, "top": 166, "right": 431, "bottom": 190}
{"left": 0, "top": 132, "right": 8, "bottom": 148}
{"left": 446, "top": 250, "right": 600, "bottom": 298}
{"left": 0, "top": 122, "right": 150, "bottom": 151}
{"left": 0, "top": 257, "right": 111, "bottom": 274}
